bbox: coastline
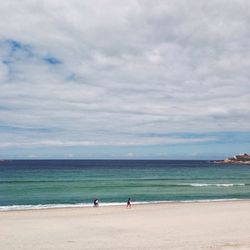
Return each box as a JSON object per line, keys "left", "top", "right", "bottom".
{"left": 214, "top": 153, "right": 250, "bottom": 165}
{"left": 1, "top": 200, "right": 250, "bottom": 249}
{"left": 1, "top": 198, "right": 249, "bottom": 212}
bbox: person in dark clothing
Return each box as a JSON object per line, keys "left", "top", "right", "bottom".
{"left": 93, "top": 198, "right": 99, "bottom": 207}
{"left": 126, "top": 197, "right": 131, "bottom": 208}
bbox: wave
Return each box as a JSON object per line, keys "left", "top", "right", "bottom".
{"left": 0, "top": 198, "right": 248, "bottom": 212}
{"left": 0, "top": 181, "right": 247, "bottom": 189}
{"left": 189, "top": 183, "right": 245, "bottom": 187}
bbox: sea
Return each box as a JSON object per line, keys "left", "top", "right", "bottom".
{"left": 1, "top": 160, "right": 250, "bottom": 211}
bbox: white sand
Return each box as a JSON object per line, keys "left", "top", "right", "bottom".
{"left": 1, "top": 201, "right": 250, "bottom": 250}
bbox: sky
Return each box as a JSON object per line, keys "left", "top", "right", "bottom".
{"left": 0, "top": 0, "right": 250, "bottom": 159}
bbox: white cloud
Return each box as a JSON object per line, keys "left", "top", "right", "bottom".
{"left": 0, "top": 0, "right": 250, "bottom": 150}
{"left": 0, "top": 135, "right": 217, "bottom": 149}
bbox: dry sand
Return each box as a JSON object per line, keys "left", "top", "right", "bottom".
{"left": 1, "top": 201, "right": 250, "bottom": 250}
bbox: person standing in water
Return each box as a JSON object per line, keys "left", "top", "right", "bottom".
{"left": 126, "top": 197, "right": 131, "bottom": 208}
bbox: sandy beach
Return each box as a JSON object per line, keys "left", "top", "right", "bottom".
{"left": 1, "top": 201, "right": 250, "bottom": 250}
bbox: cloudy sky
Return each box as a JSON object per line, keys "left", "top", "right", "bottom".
{"left": 0, "top": 0, "right": 250, "bottom": 159}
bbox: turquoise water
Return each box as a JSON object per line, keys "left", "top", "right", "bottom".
{"left": 1, "top": 160, "right": 250, "bottom": 210}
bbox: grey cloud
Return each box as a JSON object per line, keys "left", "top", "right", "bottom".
{"left": 0, "top": 0, "right": 250, "bottom": 149}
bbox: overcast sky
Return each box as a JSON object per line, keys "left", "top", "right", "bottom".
{"left": 0, "top": 0, "right": 250, "bottom": 159}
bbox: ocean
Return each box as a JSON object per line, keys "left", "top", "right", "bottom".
{"left": 1, "top": 160, "right": 250, "bottom": 211}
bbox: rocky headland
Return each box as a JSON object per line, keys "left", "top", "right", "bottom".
{"left": 214, "top": 153, "right": 250, "bottom": 165}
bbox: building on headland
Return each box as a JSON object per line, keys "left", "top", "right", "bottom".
{"left": 215, "top": 153, "right": 250, "bottom": 164}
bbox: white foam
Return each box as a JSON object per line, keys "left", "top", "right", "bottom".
{"left": 0, "top": 203, "right": 92, "bottom": 211}
{"left": 0, "top": 199, "right": 247, "bottom": 212}
{"left": 190, "top": 183, "right": 245, "bottom": 187}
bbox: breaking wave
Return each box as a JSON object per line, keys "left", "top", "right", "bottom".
{"left": 189, "top": 183, "right": 245, "bottom": 187}
{"left": 0, "top": 199, "right": 246, "bottom": 212}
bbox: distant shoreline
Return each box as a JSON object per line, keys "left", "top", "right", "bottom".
{"left": 214, "top": 153, "right": 250, "bottom": 165}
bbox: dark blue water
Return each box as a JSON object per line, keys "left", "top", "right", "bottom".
{"left": 1, "top": 160, "right": 250, "bottom": 210}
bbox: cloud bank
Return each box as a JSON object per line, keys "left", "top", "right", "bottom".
{"left": 0, "top": 0, "right": 250, "bottom": 158}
